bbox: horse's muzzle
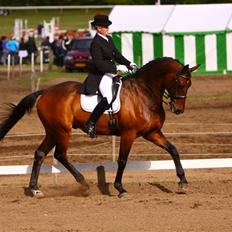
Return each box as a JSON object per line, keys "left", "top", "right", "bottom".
{"left": 169, "top": 101, "right": 184, "bottom": 115}
{"left": 174, "top": 108, "right": 184, "bottom": 115}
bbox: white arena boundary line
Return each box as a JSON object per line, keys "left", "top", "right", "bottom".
{"left": 0, "top": 158, "right": 232, "bottom": 175}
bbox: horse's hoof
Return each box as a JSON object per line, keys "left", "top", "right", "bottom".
{"left": 82, "top": 181, "right": 90, "bottom": 190}
{"left": 31, "top": 189, "right": 45, "bottom": 199}
{"left": 80, "top": 182, "right": 90, "bottom": 197}
{"left": 118, "top": 191, "right": 128, "bottom": 198}
{"left": 177, "top": 182, "right": 188, "bottom": 194}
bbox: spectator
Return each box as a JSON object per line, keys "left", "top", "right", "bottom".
{"left": 41, "top": 36, "right": 51, "bottom": 47}
{"left": 0, "top": 36, "right": 2, "bottom": 64}
{"left": 62, "top": 33, "right": 74, "bottom": 52}
{"left": 0, "top": 36, "right": 5, "bottom": 64}
{"left": 37, "top": 23, "right": 44, "bottom": 39}
{"left": 6, "top": 36, "right": 19, "bottom": 64}
{"left": 26, "top": 36, "right": 38, "bottom": 64}
{"left": 19, "top": 37, "right": 28, "bottom": 50}
{"left": 18, "top": 37, "right": 28, "bottom": 63}
{"left": 40, "top": 36, "right": 51, "bottom": 64}
{"left": 1, "top": 36, "right": 8, "bottom": 65}
{"left": 53, "top": 34, "right": 66, "bottom": 67}
{"left": 0, "top": 10, "right": 10, "bottom": 16}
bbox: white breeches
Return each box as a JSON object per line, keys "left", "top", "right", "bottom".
{"left": 99, "top": 74, "right": 114, "bottom": 104}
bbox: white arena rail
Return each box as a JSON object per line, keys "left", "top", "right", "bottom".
{"left": 1, "top": 158, "right": 232, "bottom": 175}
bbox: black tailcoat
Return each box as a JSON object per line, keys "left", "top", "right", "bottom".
{"left": 80, "top": 33, "right": 130, "bottom": 95}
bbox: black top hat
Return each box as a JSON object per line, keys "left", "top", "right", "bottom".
{"left": 91, "top": 15, "right": 112, "bottom": 27}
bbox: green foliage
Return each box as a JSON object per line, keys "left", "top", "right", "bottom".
{"left": 1, "top": 0, "right": 232, "bottom": 5}
{"left": 1, "top": 0, "right": 158, "bottom": 6}
{"left": 0, "top": 9, "right": 110, "bottom": 36}
{"left": 160, "top": 0, "right": 232, "bottom": 3}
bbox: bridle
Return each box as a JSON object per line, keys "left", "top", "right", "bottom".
{"left": 163, "top": 74, "right": 190, "bottom": 105}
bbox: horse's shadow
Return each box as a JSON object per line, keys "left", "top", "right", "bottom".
{"left": 149, "top": 182, "right": 173, "bottom": 193}
{"left": 22, "top": 166, "right": 111, "bottom": 198}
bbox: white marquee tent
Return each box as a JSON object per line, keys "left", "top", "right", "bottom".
{"left": 109, "top": 4, "right": 232, "bottom": 73}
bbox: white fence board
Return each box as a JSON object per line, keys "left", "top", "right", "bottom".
{"left": 1, "top": 158, "right": 232, "bottom": 175}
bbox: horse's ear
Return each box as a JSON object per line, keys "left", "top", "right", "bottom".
{"left": 182, "top": 64, "right": 189, "bottom": 73}
{"left": 190, "top": 64, "right": 201, "bottom": 72}
{"left": 177, "top": 64, "right": 189, "bottom": 75}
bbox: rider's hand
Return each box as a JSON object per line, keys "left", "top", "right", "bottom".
{"left": 117, "top": 65, "right": 128, "bottom": 73}
{"left": 127, "top": 62, "right": 138, "bottom": 72}
{"left": 116, "top": 70, "right": 122, "bottom": 76}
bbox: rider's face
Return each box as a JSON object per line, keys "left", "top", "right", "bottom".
{"left": 96, "top": 26, "right": 109, "bottom": 36}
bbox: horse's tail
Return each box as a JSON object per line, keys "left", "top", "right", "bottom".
{"left": 0, "top": 90, "right": 44, "bottom": 140}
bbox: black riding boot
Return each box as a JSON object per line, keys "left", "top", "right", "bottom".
{"left": 84, "top": 97, "right": 109, "bottom": 138}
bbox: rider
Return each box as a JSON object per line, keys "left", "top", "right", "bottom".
{"left": 80, "top": 14, "right": 136, "bottom": 138}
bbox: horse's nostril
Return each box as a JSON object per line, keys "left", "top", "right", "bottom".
{"left": 175, "top": 109, "right": 184, "bottom": 114}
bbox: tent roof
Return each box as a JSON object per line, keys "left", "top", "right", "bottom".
{"left": 109, "top": 5, "right": 175, "bottom": 33}
{"left": 109, "top": 4, "right": 232, "bottom": 33}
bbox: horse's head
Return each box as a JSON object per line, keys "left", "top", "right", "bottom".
{"left": 165, "top": 64, "right": 200, "bottom": 115}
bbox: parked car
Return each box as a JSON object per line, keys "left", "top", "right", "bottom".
{"left": 64, "top": 37, "right": 93, "bottom": 72}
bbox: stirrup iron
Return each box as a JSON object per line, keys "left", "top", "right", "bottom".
{"left": 84, "top": 121, "right": 97, "bottom": 138}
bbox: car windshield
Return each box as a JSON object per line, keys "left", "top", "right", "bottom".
{"left": 71, "top": 38, "right": 92, "bottom": 51}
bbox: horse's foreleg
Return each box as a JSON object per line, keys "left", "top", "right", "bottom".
{"left": 164, "top": 141, "right": 188, "bottom": 190}
{"left": 144, "top": 131, "right": 188, "bottom": 190}
{"left": 51, "top": 130, "right": 89, "bottom": 195}
{"left": 54, "top": 149, "right": 89, "bottom": 195}
{"left": 54, "top": 148, "right": 87, "bottom": 186}
{"left": 114, "top": 133, "right": 135, "bottom": 197}
{"left": 29, "top": 135, "right": 55, "bottom": 198}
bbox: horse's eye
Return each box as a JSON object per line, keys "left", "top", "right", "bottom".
{"left": 178, "top": 77, "right": 191, "bottom": 87}
{"left": 177, "top": 78, "right": 186, "bottom": 87}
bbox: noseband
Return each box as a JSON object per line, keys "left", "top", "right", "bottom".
{"left": 171, "top": 95, "right": 187, "bottom": 100}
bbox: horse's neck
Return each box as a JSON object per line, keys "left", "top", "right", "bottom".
{"left": 122, "top": 75, "right": 164, "bottom": 106}
{"left": 123, "top": 60, "right": 180, "bottom": 104}
{"left": 140, "top": 71, "right": 165, "bottom": 98}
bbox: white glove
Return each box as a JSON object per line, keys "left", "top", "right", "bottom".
{"left": 117, "top": 65, "right": 129, "bottom": 73}
{"left": 127, "top": 62, "right": 138, "bottom": 73}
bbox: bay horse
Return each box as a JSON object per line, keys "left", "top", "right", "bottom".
{"left": 0, "top": 57, "right": 199, "bottom": 198}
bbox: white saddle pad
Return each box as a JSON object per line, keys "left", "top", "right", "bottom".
{"left": 80, "top": 83, "right": 122, "bottom": 114}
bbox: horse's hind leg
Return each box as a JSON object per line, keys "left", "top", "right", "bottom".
{"left": 114, "top": 132, "right": 135, "bottom": 197}
{"left": 29, "top": 134, "right": 55, "bottom": 198}
{"left": 53, "top": 133, "right": 89, "bottom": 193}
{"left": 144, "top": 131, "right": 188, "bottom": 191}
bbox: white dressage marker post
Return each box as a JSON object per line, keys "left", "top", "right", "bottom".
{"left": 40, "top": 49, "right": 43, "bottom": 73}
{"left": 19, "top": 54, "right": 23, "bottom": 76}
{"left": 30, "top": 52, "right": 38, "bottom": 92}
{"left": 7, "top": 54, "right": 11, "bottom": 80}
{"left": 31, "top": 52, "right": 35, "bottom": 73}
